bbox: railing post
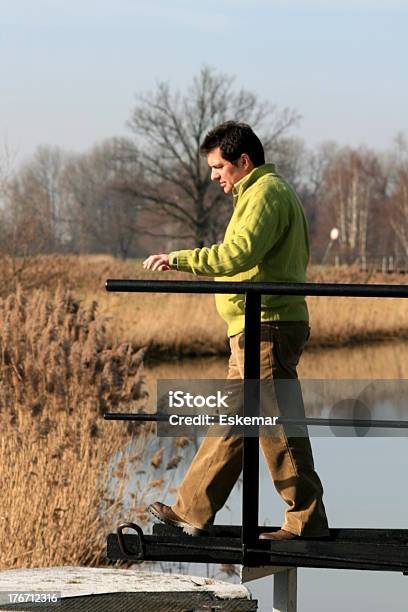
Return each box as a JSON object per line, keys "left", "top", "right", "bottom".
{"left": 273, "top": 568, "right": 298, "bottom": 612}
{"left": 241, "top": 291, "right": 261, "bottom": 560}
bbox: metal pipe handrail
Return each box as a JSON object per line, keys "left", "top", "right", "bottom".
{"left": 103, "top": 413, "right": 408, "bottom": 429}
{"left": 105, "top": 276, "right": 408, "bottom": 565}
{"left": 106, "top": 279, "right": 408, "bottom": 298}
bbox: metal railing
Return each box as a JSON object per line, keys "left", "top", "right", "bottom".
{"left": 104, "top": 278, "right": 408, "bottom": 561}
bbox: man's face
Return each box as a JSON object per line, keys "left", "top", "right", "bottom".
{"left": 207, "top": 147, "right": 253, "bottom": 194}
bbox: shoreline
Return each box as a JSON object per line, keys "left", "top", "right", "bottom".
{"left": 141, "top": 334, "right": 408, "bottom": 365}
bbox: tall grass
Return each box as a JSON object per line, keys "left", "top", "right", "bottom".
{"left": 0, "top": 286, "right": 156, "bottom": 569}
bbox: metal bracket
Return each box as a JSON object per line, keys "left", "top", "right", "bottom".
{"left": 116, "top": 522, "right": 146, "bottom": 560}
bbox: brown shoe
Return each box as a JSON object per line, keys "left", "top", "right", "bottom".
{"left": 147, "top": 502, "right": 208, "bottom": 537}
{"left": 259, "top": 529, "right": 300, "bottom": 541}
{"left": 259, "top": 529, "right": 331, "bottom": 541}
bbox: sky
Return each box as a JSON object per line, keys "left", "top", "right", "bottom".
{"left": 0, "top": 0, "right": 407, "bottom": 164}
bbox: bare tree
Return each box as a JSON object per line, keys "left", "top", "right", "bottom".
{"left": 61, "top": 138, "right": 144, "bottom": 258}
{"left": 300, "top": 141, "right": 340, "bottom": 257}
{"left": 318, "top": 147, "right": 386, "bottom": 262}
{"left": 0, "top": 142, "right": 16, "bottom": 203}
{"left": 122, "top": 65, "right": 301, "bottom": 248}
{"left": 3, "top": 146, "right": 66, "bottom": 257}
{"left": 0, "top": 145, "right": 69, "bottom": 292}
{"left": 389, "top": 134, "right": 408, "bottom": 255}
{"left": 0, "top": 143, "right": 14, "bottom": 247}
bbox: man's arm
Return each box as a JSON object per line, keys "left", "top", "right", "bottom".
{"left": 169, "top": 193, "right": 289, "bottom": 277}
{"left": 143, "top": 188, "right": 289, "bottom": 276}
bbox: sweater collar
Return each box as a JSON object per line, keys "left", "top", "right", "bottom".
{"left": 232, "top": 163, "right": 276, "bottom": 205}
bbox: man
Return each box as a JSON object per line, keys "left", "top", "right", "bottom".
{"left": 143, "top": 121, "right": 329, "bottom": 540}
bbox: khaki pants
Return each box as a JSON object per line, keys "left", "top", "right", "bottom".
{"left": 172, "top": 322, "right": 329, "bottom": 536}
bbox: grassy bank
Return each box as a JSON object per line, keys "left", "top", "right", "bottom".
{"left": 2, "top": 255, "right": 407, "bottom": 359}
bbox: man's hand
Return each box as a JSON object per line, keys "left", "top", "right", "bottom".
{"left": 143, "top": 253, "right": 171, "bottom": 271}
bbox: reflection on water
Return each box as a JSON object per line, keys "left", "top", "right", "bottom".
{"left": 145, "top": 339, "right": 408, "bottom": 387}
{"left": 143, "top": 341, "right": 408, "bottom": 435}
{"left": 123, "top": 341, "right": 408, "bottom": 611}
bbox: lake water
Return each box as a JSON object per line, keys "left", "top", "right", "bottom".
{"left": 120, "top": 340, "right": 408, "bottom": 612}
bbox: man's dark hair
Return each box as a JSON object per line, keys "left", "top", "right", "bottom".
{"left": 200, "top": 121, "right": 265, "bottom": 167}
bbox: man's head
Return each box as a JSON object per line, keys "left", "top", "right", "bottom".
{"left": 200, "top": 121, "right": 265, "bottom": 193}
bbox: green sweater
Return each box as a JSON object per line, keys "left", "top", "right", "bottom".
{"left": 169, "top": 163, "right": 309, "bottom": 337}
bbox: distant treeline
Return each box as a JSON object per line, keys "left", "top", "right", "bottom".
{"left": 0, "top": 66, "right": 407, "bottom": 264}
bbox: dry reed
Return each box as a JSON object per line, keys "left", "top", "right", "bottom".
{"left": 0, "top": 286, "right": 163, "bottom": 569}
